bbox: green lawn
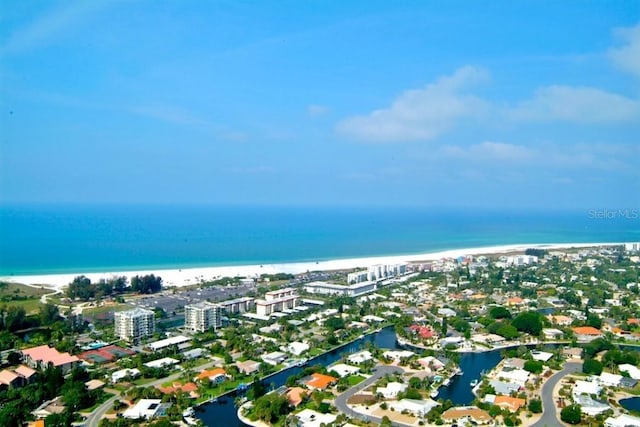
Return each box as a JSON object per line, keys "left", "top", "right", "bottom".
{"left": 308, "top": 348, "right": 325, "bottom": 356}
{"left": 0, "top": 282, "right": 52, "bottom": 298}
{"left": 347, "top": 375, "right": 366, "bottom": 386}
{"left": 0, "top": 298, "right": 44, "bottom": 315}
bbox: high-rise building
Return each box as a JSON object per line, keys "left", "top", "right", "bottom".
{"left": 114, "top": 308, "right": 155, "bottom": 343}
{"left": 184, "top": 301, "right": 222, "bottom": 332}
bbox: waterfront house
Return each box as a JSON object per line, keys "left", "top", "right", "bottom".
{"left": 261, "top": 351, "right": 287, "bottom": 366}
{"left": 382, "top": 350, "right": 414, "bottom": 362}
{"left": 573, "top": 394, "right": 610, "bottom": 416}
{"left": 572, "top": 326, "right": 602, "bottom": 342}
{"left": 123, "top": 399, "right": 170, "bottom": 420}
{"left": 542, "top": 328, "right": 564, "bottom": 340}
{"left": 286, "top": 341, "right": 310, "bottom": 356}
{"left": 285, "top": 387, "right": 306, "bottom": 407}
{"left": 305, "top": 373, "right": 337, "bottom": 390}
{"left": 489, "top": 380, "right": 520, "bottom": 395}
{"left": 329, "top": 363, "right": 360, "bottom": 377}
{"left": 347, "top": 350, "right": 373, "bottom": 365}
{"left": 196, "top": 368, "right": 227, "bottom": 384}
{"left": 597, "top": 372, "right": 622, "bottom": 387}
{"left": 236, "top": 360, "right": 261, "bottom": 375}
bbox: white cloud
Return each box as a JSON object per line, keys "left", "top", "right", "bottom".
{"left": 336, "top": 66, "right": 489, "bottom": 142}
{"left": 609, "top": 23, "right": 640, "bottom": 78}
{"left": 507, "top": 85, "right": 640, "bottom": 123}
{"left": 443, "top": 142, "right": 534, "bottom": 162}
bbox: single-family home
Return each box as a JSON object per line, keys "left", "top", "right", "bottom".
{"left": 261, "top": 351, "right": 288, "bottom": 366}
{"left": 286, "top": 342, "right": 310, "bottom": 356}
{"left": 572, "top": 326, "right": 602, "bottom": 342}
{"left": 347, "top": 351, "right": 373, "bottom": 365}
{"left": 619, "top": 364, "right": 640, "bottom": 380}
{"left": 573, "top": 380, "right": 601, "bottom": 399}
{"left": 196, "top": 368, "right": 227, "bottom": 384}
{"left": 390, "top": 399, "right": 439, "bottom": 416}
{"left": 236, "top": 360, "right": 261, "bottom": 375}
{"left": 122, "top": 399, "right": 170, "bottom": 420}
{"left": 442, "top": 406, "right": 493, "bottom": 425}
{"left": 604, "top": 414, "right": 640, "bottom": 427}
{"left": 376, "top": 382, "right": 407, "bottom": 399}
{"left": 329, "top": 363, "right": 360, "bottom": 377}
{"left": 294, "top": 409, "right": 337, "bottom": 427}
{"left": 542, "top": 328, "right": 564, "bottom": 340}
{"left": 598, "top": 372, "right": 622, "bottom": 387}
{"left": 305, "top": 373, "right": 337, "bottom": 390}
{"left": 111, "top": 368, "right": 141, "bottom": 383}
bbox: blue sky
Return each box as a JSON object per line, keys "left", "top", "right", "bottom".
{"left": 1, "top": 1, "right": 639, "bottom": 208}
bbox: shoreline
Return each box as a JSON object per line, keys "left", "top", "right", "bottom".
{"left": 0, "top": 241, "right": 625, "bottom": 290}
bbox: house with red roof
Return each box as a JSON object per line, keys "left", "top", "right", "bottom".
{"left": 573, "top": 326, "right": 603, "bottom": 342}
{"left": 21, "top": 345, "right": 80, "bottom": 373}
{"left": 305, "top": 373, "right": 337, "bottom": 390}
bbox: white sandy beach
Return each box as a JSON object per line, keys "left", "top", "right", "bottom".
{"left": 0, "top": 242, "right": 623, "bottom": 290}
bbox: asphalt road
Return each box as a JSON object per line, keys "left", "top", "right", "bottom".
{"left": 84, "top": 360, "right": 219, "bottom": 427}
{"left": 531, "top": 361, "right": 582, "bottom": 427}
{"left": 334, "top": 365, "right": 414, "bottom": 427}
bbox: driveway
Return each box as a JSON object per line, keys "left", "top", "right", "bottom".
{"left": 334, "top": 365, "right": 414, "bottom": 427}
{"left": 531, "top": 361, "right": 582, "bottom": 427}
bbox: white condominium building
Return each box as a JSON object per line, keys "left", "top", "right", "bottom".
{"left": 256, "top": 288, "right": 298, "bottom": 316}
{"left": 114, "top": 307, "right": 155, "bottom": 343}
{"left": 219, "top": 296, "right": 255, "bottom": 313}
{"left": 184, "top": 301, "right": 222, "bottom": 332}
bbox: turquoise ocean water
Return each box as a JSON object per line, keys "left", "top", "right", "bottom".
{"left": 0, "top": 204, "right": 638, "bottom": 276}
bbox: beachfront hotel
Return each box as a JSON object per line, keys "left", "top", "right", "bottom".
{"left": 184, "top": 301, "right": 222, "bottom": 332}
{"left": 255, "top": 288, "right": 299, "bottom": 316}
{"left": 114, "top": 307, "right": 155, "bottom": 343}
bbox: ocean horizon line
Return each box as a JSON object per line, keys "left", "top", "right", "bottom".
{"left": 0, "top": 241, "right": 629, "bottom": 289}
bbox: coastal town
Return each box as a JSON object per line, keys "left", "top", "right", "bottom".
{"left": 1, "top": 243, "right": 640, "bottom": 427}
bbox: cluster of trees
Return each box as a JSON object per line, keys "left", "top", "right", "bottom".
{"left": 560, "top": 404, "right": 582, "bottom": 424}
{"left": 481, "top": 310, "right": 546, "bottom": 340}
{"left": 66, "top": 274, "right": 162, "bottom": 301}
{"left": 0, "top": 366, "right": 102, "bottom": 427}
{"left": 248, "top": 393, "right": 292, "bottom": 424}
{"left": 0, "top": 303, "right": 72, "bottom": 351}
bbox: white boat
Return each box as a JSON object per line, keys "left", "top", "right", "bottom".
{"left": 455, "top": 368, "right": 463, "bottom": 376}
{"left": 470, "top": 379, "right": 479, "bottom": 387}
{"left": 443, "top": 378, "right": 451, "bottom": 386}
{"left": 182, "top": 408, "right": 195, "bottom": 417}
{"left": 430, "top": 389, "right": 439, "bottom": 398}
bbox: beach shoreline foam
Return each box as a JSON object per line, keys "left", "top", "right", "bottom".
{"left": 0, "top": 242, "right": 625, "bottom": 290}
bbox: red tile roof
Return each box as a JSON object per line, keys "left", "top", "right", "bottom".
{"left": 306, "top": 373, "right": 337, "bottom": 389}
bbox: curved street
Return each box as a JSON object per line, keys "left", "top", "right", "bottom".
{"left": 531, "top": 361, "right": 582, "bottom": 427}
{"left": 84, "top": 360, "right": 220, "bottom": 427}
{"left": 334, "top": 365, "right": 412, "bottom": 427}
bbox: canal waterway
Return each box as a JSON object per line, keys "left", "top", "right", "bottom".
{"left": 196, "top": 328, "right": 639, "bottom": 426}
{"left": 197, "top": 327, "right": 509, "bottom": 426}
{"left": 620, "top": 397, "right": 640, "bottom": 413}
